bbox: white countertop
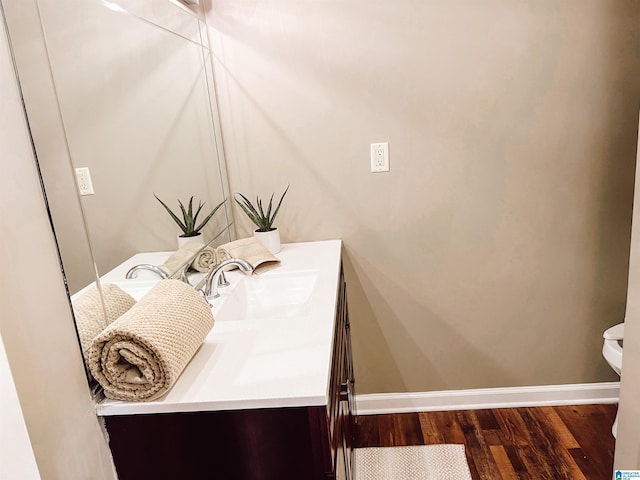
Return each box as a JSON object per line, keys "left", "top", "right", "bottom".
{"left": 95, "top": 239, "right": 342, "bottom": 416}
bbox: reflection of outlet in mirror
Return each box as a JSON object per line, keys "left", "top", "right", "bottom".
{"left": 370, "top": 142, "right": 389, "bottom": 172}
{"left": 75, "top": 167, "right": 95, "bottom": 195}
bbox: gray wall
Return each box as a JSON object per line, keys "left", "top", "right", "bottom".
{"left": 207, "top": 0, "right": 640, "bottom": 393}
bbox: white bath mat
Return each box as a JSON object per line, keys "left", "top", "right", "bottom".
{"left": 355, "top": 444, "right": 473, "bottom": 480}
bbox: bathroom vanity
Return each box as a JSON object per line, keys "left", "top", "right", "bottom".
{"left": 95, "top": 240, "right": 356, "bottom": 480}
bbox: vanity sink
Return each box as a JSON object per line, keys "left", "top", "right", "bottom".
{"left": 210, "top": 270, "right": 319, "bottom": 321}
{"left": 109, "top": 267, "right": 320, "bottom": 322}
{"left": 88, "top": 242, "right": 334, "bottom": 326}
{"left": 96, "top": 240, "right": 343, "bottom": 417}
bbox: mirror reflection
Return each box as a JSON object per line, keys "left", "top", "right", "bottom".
{"left": 3, "top": 0, "right": 232, "bottom": 374}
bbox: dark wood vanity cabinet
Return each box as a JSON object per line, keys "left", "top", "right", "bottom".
{"left": 103, "top": 269, "right": 355, "bottom": 480}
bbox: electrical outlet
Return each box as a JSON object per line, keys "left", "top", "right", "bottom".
{"left": 75, "top": 167, "right": 95, "bottom": 195}
{"left": 370, "top": 142, "right": 389, "bottom": 172}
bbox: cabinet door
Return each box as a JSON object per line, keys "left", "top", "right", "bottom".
{"left": 105, "top": 407, "right": 324, "bottom": 480}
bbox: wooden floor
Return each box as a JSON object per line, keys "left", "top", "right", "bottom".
{"left": 355, "top": 404, "right": 617, "bottom": 480}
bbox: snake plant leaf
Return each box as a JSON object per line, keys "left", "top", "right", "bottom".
{"left": 268, "top": 184, "right": 289, "bottom": 228}
{"left": 154, "top": 193, "right": 188, "bottom": 233}
{"left": 178, "top": 198, "right": 193, "bottom": 231}
{"left": 191, "top": 200, "right": 205, "bottom": 230}
{"left": 235, "top": 192, "right": 266, "bottom": 230}
{"left": 193, "top": 198, "right": 227, "bottom": 233}
{"left": 235, "top": 193, "right": 261, "bottom": 220}
{"left": 265, "top": 193, "right": 274, "bottom": 224}
{"left": 155, "top": 194, "right": 225, "bottom": 236}
{"left": 257, "top": 196, "right": 266, "bottom": 221}
{"left": 233, "top": 184, "right": 289, "bottom": 232}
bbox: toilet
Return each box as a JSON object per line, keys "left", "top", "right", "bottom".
{"left": 602, "top": 322, "right": 624, "bottom": 437}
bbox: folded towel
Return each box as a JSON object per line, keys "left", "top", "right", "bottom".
{"left": 160, "top": 243, "right": 217, "bottom": 275}
{"left": 88, "top": 280, "right": 214, "bottom": 401}
{"left": 216, "top": 237, "right": 280, "bottom": 274}
{"left": 72, "top": 284, "right": 136, "bottom": 363}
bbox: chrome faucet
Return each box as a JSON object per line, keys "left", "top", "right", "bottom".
{"left": 201, "top": 258, "right": 254, "bottom": 299}
{"left": 125, "top": 264, "right": 170, "bottom": 280}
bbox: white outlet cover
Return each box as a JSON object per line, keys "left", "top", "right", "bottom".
{"left": 370, "top": 142, "right": 389, "bottom": 172}
{"left": 75, "top": 167, "right": 95, "bottom": 196}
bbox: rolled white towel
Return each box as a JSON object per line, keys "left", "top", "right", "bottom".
{"left": 88, "top": 280, "right": 214, "bottom": 401}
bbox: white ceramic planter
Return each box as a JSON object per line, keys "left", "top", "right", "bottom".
{"left": 253, "top": 228, "right": 281, "bottom": 254}
{"left": 177, "top": 233, "right": 205, "bottom": 249}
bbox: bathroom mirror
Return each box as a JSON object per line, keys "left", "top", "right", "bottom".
{"left": 2, "top": 0, "right": 232, "bottom": 371}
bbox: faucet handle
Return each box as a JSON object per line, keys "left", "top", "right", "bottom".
{"left": 218, "top": 270, "right": 230, "bottom": 287}
{"left": 197, "top": 288, "right": 213, "bottom": 307}
{"left": 201, "top": 258, "right": 254, "bottom": 299}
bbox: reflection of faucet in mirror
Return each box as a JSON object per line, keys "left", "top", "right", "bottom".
{"left": 125, "top": 264, "right": 170, "bottom": 280}
{"left": 126, "top": 261, "right": 201, "bottom": 285}
{"left": 201, "top": 258, "right": 254, "bottom": 299}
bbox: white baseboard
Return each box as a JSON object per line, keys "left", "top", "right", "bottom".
{"left": 355, "top": 382, "right": 620, "bottom": 415}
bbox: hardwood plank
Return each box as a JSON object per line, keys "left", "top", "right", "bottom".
{"left": 493, "top": 408, "right": 531, "bottom": 446}
{"left": 516, "top": 445, "right": 557, "bottom": 480}
{"left": 475, "top": 409, "right": 500, "bottom": 430}
{"left": 598, "top": 403, "right": 618, "bottom": 425}
{"left": 418, "top": 411, "right": 445, "bottom": 444}
{"left": 430, "top": 410, "right": 466, "bottom": 444}
{"left": 528, "top": 407, "right": 587, "bottom": 480}
{"left": 457, "top": 410, "right": 503, "bottom": 480}
{"left": 464, "top": 450, "right": 483, "bottom": 480}
{"left": 537, "top": 406, "right": 580, "bottom": 449}
{"left": 476, "top": 409, "right": 502, "bottom": 446}
{"left": 489, "top": 445, "right": 518, "bottom": 480}
{"left": 392, "top": 412, "right": 424, "bottom": 445}
{"left": 516, "top": 407, "right": 578, "bottom": 479}
{"left": 377, "top": 413, "right": 399, "bottom": 447}
{"left": 568, "top": 447, "right": 604, "bottom": 480}
{"left": 502, "top": 444, "right": 532, "bottom": 480}
{"left": 354, "top": 414, "right": 380, "bottom": 447}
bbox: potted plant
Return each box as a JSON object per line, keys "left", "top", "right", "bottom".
{"left": 234, "top": 184, "right": 289, "bottom": 254}
{"left": 154, "top": 194, "right": 226, "bottom": 248}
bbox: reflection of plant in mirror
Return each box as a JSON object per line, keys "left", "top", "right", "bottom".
{"left": 234, "top": 184, "right": 289, "bottom": 232}
{"left": 154, "top": 195, "right": 226, "bottom": 238}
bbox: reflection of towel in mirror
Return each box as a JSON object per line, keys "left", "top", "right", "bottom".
{"left": 72, "top": 284, "right": 136, "bottom": 363}
{"left": 160, "top": 243, "right": 217, "bottom": 275}
{"left": 216, "top": 237, "right": 281, "bottom": 274}
{"left": 88, "top": 280, "right": 214, "bottom": 402}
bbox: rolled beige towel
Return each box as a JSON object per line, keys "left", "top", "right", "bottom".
{"left": 72, "top": 284, "right": 136, "bottom": 363}
{"left": 190, "top": 245, "right": 216, "bottom": 272}
{"left": 216, "top": 237, "right": 280, "bottom": 274}
{"left": 88, "top": 280, "right": 214, "bottom": 402}
{"left": 160, "top": 243, "right": 217, "bottom": 275}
